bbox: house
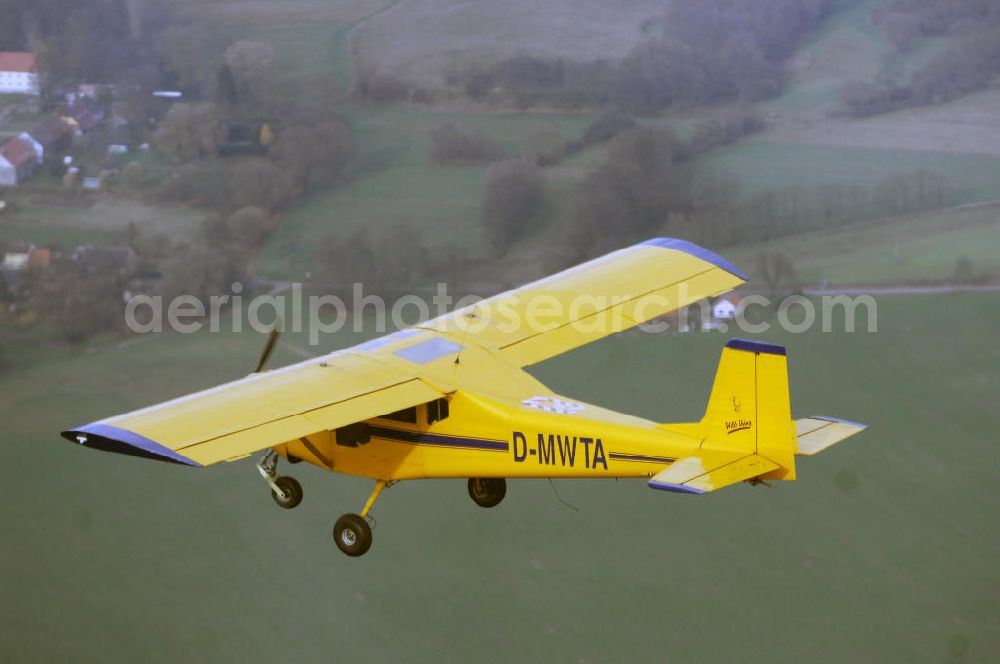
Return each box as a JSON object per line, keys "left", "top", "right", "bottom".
{"left": 0, "top": 137, "right": 38, "bottom": 186}
{"left": 25, "top": 116, "right": 74, "bottom": 164}
{"left": 18, "top": 132, "right": 42, "bottom": 164}
{"left": 704, "top": 294, "right": 743, "bottom": 331}
{"left": 1, "top": 243, "right": 50, "bottom": 271}
{"left": 712, "top": 295, "right": 741, "bottom": 321}
{"left": 0, "top": 52, "right": 39, "bottom": 95}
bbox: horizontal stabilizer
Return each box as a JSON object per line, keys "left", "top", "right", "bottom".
{"left": 648, "top": 454, "right": 779, "bottom": 494}
{"left": 796, "top": 416, "right": 867, "bottom": 456}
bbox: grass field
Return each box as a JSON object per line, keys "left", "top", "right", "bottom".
{"left": 353, "top": 0, "right": 663, "bottom": 89}
{"left": 727, "top": 204, "right": 1000, "bottom": 286}
{"left": 757, "top": 0, "right": 893, "bottom": 118}
{"left": 690, "top": 138, "right": 1000, "bottom": 202}
{"left": 255, "top": 105, "right": 594, "bottom": 279}
{"left": 0, "top": 293, "right": 997, "bottom": 662}
{"left": 0, "top": 195, "right": 207, "bottom": 248}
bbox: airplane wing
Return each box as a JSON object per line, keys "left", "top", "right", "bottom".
{"left": 419, "top": 238, "right": 747, "bottom": 367}
{"left": 647, "top": 454, "right": 780, "bottom": 494}
{"left": 61, "top": 351, "right": 443, "bottom": 467}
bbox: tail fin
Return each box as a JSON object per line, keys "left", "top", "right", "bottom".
{"left": 701, "top": 338, "right": 796, "bottom": 480}
{"left": 648, "top": 339, "right": 868, "bottom": 494}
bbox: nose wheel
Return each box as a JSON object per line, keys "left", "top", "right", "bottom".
{"left": 468, "top": 477, "right": 506, "bottom": 508}
{"left": 270, "top": 476, "right": 303, "bottom": 509}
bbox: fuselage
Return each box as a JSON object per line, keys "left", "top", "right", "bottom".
{"left": 278, "top": 327, "right": 704, "bottom": 482}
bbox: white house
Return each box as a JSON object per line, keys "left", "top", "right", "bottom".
{"left": 703, "top": 294, "right": 743, "bottom": 331}
{"left": 0, "top": 52, "right": 39, "bottom": 95}
{"left": 712, "top": 296, "right": 740, "bottom": 321}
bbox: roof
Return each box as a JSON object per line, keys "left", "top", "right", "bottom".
{"left": 0, "top": 52, "right": 35, "bottom": 73}
{"left": 0, "top": 138, "right": 36, "bottom": 167}
{"left": 28, "top": 116, "right": 73, "bottom": 146}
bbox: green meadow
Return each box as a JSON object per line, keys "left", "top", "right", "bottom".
{"left": 728, "top": 204, "right": 1000, "bottom": 286}
{"left": 1, "top": 293, "right": 997, "bottom": 662}
{"left": 255, "top": 106, "right": 594, "bottom": 278}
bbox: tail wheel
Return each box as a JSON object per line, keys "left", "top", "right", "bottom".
{"left": 270, "top": 476, "right": 303, "bottom": 509}
{"left": 333, "top": 513, "right": 373, "bottom": 557}
{"left": 468, "top": 478, "right": 506, "bottom": 508}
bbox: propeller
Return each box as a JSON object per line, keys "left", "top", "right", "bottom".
{"left": 254, "top": 323, "right": 282, "bottom": 373}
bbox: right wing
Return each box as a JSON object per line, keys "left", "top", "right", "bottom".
{"left": 419, "top": 238, "right": 746, "bottom": 367}
{"left": 62, "top": 351, "right": 443, "bottom": 467}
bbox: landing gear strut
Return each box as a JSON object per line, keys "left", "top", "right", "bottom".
{"left": 468, "top": 478, "right": 506, "bottom": 508}
{"left": 258, "top": 449, "right": 303, "bottom": 509}
{"left": 333, "top": 479, "right": 389, "bottom": 557}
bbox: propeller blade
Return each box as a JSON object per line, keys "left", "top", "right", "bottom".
{"left": 254, "top": 326, "right": 281, "bottom": 373}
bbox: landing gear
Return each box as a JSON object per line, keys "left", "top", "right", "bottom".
{"left": 257, "top": 449, "right": 303, "bottom": 509}
{"left": 271, "top": 476, "right": 303, "bottom": 509}
{"left": 468, "top": 477, "right": 506, "bottom": 508}
{"left": 332, "top": 479, "right": 388, "bottom": 557}
{"left": 333, "top": 513, "right": 372, "bottom": 557}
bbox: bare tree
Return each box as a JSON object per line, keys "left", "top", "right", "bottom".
{"left": 223, "top": 40, "right": 275, "bottom": 105}
{"left": 226, "top": 159, "right": 294, "bottom": 211}
{"left": 153, "top": 103, "right": 225, "bottom": 162}
{"left": 224, "top": 206, "right": 278, "bottom": 250}
{"left": 429, "top": 123, "right": 502, "bottom": 164}
{"left": 482, "top": 159, "right": 544, "bottom": 252}
{"left": 270, "top": 120, "right": 356, "bottom": 191}
{"left": 756, "top": 252, "right": 797, "bottom": 293}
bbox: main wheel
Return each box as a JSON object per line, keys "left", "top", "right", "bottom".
{"left": 271, "top": 476, "right": 303, "bottom": 509}
{"left": 468, "top": 478, "right": 506, "bottom": 508}
{"left": 333, "top": 513, "right": 373, "bottom": 557}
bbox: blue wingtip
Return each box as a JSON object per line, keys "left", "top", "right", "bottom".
{"left": 62, "top": 423, "right": 201, "bottom": 467}
{"left": 725, "top": 338, "right": 787, "bottom": 356}
{"left": 648, "top": 481, "right": 706, "bottom": 495}
{"left": 812, "top": 415, "right": 868, "bottom": 430}
{"left": 641, "top": 238, "right": 749, "bottom": 281}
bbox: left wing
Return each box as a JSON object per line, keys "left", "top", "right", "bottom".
{"left": 62, "top": 351, "right": 443, "bottom": 467}
{"left": 647, "top": 454, "right": 780, "bottom": 494}
{"left": 419, "top": 238, "right": 746, "bottom": 367}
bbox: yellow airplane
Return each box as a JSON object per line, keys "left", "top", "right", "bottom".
{"left": 61, "top": 238, "right": 866, "bottom": 556}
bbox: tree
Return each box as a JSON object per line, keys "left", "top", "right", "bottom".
{"left": 153, "top": 103, "right": 225, "bottom": 162}
{"left": 223, "top": 40, "right": 275, "bottom": 106}
{"left": 314, "top": 225, "right": 430, "bottom": 292}
{"left": 428, "top": 123, "right": 502, "bottom": 164}
{"left": 270, "top": 120, "right": 356, "bottom": 191}
{"left": 482, "top": 159, "right": 544, "bottom": 252}
{"left": 226, "top": 159, "right": 294, "bottom": 211}
{"left": 953, "top": 256, "right": 977, "bottom": 284}
{"left": 159, "top": 245, "right": 236, "bottom": 306}
{"left": 572, "top": 128, "right": 680, "bottom": 256}
{"left": 34, "top": 269, "right": 122, "bottom": 344}
{"left": 224, "top": 206, "right": 278, "bottom": 250}
{"left": 756, "top": 252, "right": 797, "bottom": 293}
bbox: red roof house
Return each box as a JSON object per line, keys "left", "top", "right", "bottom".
{"left": 0, "top": 137, "right": 39, "bottom": 185}
{"left": 0, "top": 52, "right": 39, "bottom": 95}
